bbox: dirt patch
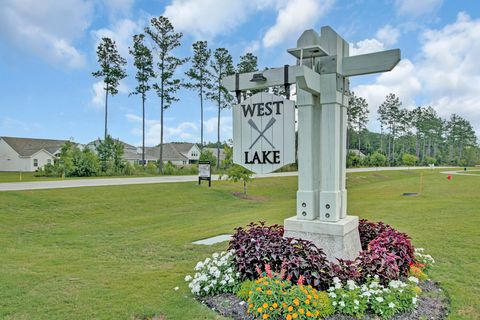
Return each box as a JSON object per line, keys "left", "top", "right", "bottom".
{"left": 233, "top": 192, "right": 268, "bottom": 202}
{"left": 200, "top": 280, "right": 449, "bottom": 320}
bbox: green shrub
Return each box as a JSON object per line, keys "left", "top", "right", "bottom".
{"left": 163, "top": 161, "right": 176, "bottom": 175}
{"left": 402, "top": 153, "right": 418, "bottom": 167}
{"left": 283, "top": 284, "right": 334, "bottom": 319}
{"left": 145, "top": 162, "right": 158, "bottom": 175}
{"left": 370, "top": 152, "right": 387, "bottom": 167}
{"left": 235, "top": 280, "right": 255, "bottom": 301}
{"left": 247, "top": 275, "right": 291, "bottom": 319}
{"left": 199, "top": 149, "right": 217, "bottom": 167}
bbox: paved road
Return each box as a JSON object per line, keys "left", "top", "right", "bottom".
{"left": 0, "top": 166, "right": 458, "bottom": 192}
{"left": 440, "top": 169, "right": 480, "bottom": 177}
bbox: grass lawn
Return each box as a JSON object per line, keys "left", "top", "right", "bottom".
{"left": 0, "top": 169, "right": 478, "bottom": 319}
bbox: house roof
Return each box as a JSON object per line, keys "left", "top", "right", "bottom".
{"left": 1, "top": 136, "right": 68, "bottom": 157}
{"left": 169, "top": 142, "right": 195, "bottom": 155}
{"left": 86, "top": 139, "right": 137, "bottom": 150}
{"left": 141, "top": 144, "right": 190, "bottom": 162}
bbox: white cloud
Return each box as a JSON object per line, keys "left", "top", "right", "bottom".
{"left": 395, "top": 0, "right": 443, "bottom": 17}
{"left": 263, "top": 0, "right": 335, "bottom": 48}
{"left": 92, "top": 18, "right": 142, "bottom": 57}
{"left": 350, "top": 38, "right": 385, "bottom": 56}
{"left": 126, "top": 114, "right": 199, "bottom": 145}
{"left": 376, "top": 25, "right": 400, "bottom": 46}
{"left": 204, "top": 116, "right": 232, "bottom": 141}
{"left": 0, "top": 0, "right": 92, "bottom": 68}
{"left": 91, "top": 80, "right": 129, "bottom": 109}
{"left": 353, "top": 12, "right": 480, "bottom": 134}
{"left": 163, "top": 0, "right": 253, "bottom": 39}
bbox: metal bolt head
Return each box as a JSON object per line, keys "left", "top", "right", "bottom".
{"left": 326, "top": 204, "right": 330, "bottom": 209}
{"left": 302, "top": 202, "right": 307, "bottom": 208}
{"left": 302, "top": 211, "right": 307, "bottom": 216}
{"left": 325, "top": 213, "right": 330, "bottom": 218}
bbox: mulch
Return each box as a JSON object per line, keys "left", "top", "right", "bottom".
{"left": 198, "top": 279, "right": 449, "bottom": 320}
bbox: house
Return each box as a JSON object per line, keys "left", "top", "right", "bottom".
{"left": 0, "top": 136, "right": 68, "bottom": 172}
{"left": 135, "top": 143, "right": 201, "bottom": 165}
{"left": 348, "top": 149, "right": 366, "bottom": 158}
{"left": 203, "top": 147, "right": 227, "bottom": 164}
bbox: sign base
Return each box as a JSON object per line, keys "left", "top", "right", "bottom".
{"left": 283, "top": 215, "right": 362, "bottom": 262}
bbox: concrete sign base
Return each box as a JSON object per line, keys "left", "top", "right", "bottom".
{"left": 284, "top": 215, "right": 362, "bottom": 262}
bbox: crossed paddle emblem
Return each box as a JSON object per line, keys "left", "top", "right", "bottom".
{"left": 248, "top": 118, "right": 276, "bottom": 150}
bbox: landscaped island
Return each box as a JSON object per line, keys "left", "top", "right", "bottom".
{"left": 186, "top": 221, "right": 446, "bottom": 319}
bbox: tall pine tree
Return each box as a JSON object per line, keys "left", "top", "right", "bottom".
{"left": 93, "top": 37, "right": 127, "bottom": 139}
{"left": 185, "top": 41, "right": 211, "bottom": 148}
{"left": 145, "top": 16, "right": 187, "bottom": 173}
{"left": 129, "top": 34, "right": 155, "bottom": 166}
{"left": 207, "top": 48, "right": 234, "bottom": 169}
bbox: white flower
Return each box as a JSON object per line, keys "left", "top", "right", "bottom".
{"left": 328, "top": 292, "right": 337, "bottom": 298}
{"left": 408, "top": 276, "right": 419, "bottom": 284}
{"left": 195, "top": 262, "right": 204, "bottom": 270}
{"left": 412, "top": 297, "right": 417, "bottom": 304}
{"left": 347, "top": 280, "right": 357, "bottom": 290}
{"left": 333, "top": 277, "right": 341, "bottom": 283}
{"left": 212, "top": 252, "right": 219, "bottom": 259}
{"left": 185, "top": 275, "right": 192, "bottom": 282}
{"left": 332, "top": 301, "right": 337, "bottom": 306}
{"left": 376, "top": 297, "right": 384, "bottom": 302}
{"left": 354, "top": 299, "right": 359, "bottom": 305}
{"left": 173, "top": 287, "right": 179, "bottom": 291}
{"left": 339, "top": 301, "right": 345, "bottom": 307}
{"left": 388, "top": 302, "right": 395, "bottom": 308}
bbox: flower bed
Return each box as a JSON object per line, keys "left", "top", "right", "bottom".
{"left": 186, "top": 220, "right": 446, "bottom": 319}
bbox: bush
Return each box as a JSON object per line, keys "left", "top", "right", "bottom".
{"left": 358, "top": 247, "right": 400, "bottom": 284}
{"left": 281, "top": 238, "right": 331, "bottom": 290}
{"left": 229, "top": 222, "right": 285, "bottom": 281}
{"left": 283, "top": 284, "right": 334, "bottom": 319}
{"left": 327, "top": 278, "right": 369, "bottom": 318}
{"left": 247, "top": 275, "right": 291, "bottom": 319}
{"left": 199, "top": 149, "right": 217, "bottom": 167}
{"left": 145, "top": 162, "right": 158, "bottom": 174}
{"left": 370, "top": 152, "right": 387, "bottom": 167}
{"left": 329, "top": 258, "right": 362, "bottom": 283}
{"left": 229, "top": 222, "right": 332, "bottom": 290}
{"left": 369, "top": 229, "right": 415, "bottom": 277}
{"left": 358, "top": 219, "right": 392, "bottom": 251}
{"left": 185, "top": 250, "right": 240, "bottom": 296}
{"left": 402, "top": 153, "right": 418, "bottom": 167}
{"left": 235, "top": 279, "right": 256, "bottom": 301}
{"left": 163, "top": 161, "right": 176, "bottom": 175}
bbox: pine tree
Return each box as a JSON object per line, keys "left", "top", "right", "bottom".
{"left": 145, "top": 16, "right": 187, "bottom": 173}
{"left": 237, "top": 53, "right": 258, "bottom": 99}
{"left": 129, "top": 34, "right": 155, "bottom": 166}
{"left": 92, "top": 37, "right": 127, "bottom": 139}
{"left": 348, "top": 93, "right": 369, "bottom": 152}
{"left": 185, "top": 41, "right": 212, "bottom": 148}
{"left": 207, "top": 48, "right": 235, "bottom": 169}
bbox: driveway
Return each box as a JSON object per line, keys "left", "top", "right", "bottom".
{"left": 0, "top": 166, "right": 457, "bottom": 192}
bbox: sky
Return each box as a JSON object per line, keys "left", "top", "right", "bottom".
{"left": 0, "top": 0, "right": 479, "bottom": 146}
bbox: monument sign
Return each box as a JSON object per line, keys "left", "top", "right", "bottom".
{"left": 223, "top": 26, "right": 400, "bottom": 260}
{"left": 233, "top": 92, "right": 295, "bottom": 174}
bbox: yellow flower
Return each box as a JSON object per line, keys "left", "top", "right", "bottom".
{"left": 307, "top": 294, "right": 312, "bottom": 299}
{"left": 262, "top": 314, "right": 269, "bottom": 319}
{"left": 257, "top": 307, "right": 263, "bottom": 313}
{"left": 256, "top": 287, "right": 262, "bottom": 292}
{"left": 269, "top": 307, "right": 273, "bottom": 311}
{"left": 263, "top": 281, "right": 269, "bottom": 285}
{"left": 263, "top": 303, "right": 268, "bottom": 308}
{"left": 313, "top": 294, "right": 318, "bottom": 299}
{"left": 282, "top": 302, "right": 287, "bottom": 308}
{"left": 292, "top": 313, "right": 298, "bottom": 319}
{"left": 286, "top": 315, "right": 292, "bottom": 320}
{"left": 272, "top": 303, "right": 278, "bottom": 308}
{"left": 315, "top": 310, "right": 319, "bottom": 316}
{"left": 306, "top": 311, "right": 312, "bottom": 317}
{"left": 288, "top": 306, "right": 294, "bottom": 312}
{"left": 299, "top": 308, "right": 305, "bottom": 314}
{"left": 305, "top": 299, "right": 310, "bottom": 305}
{"left": 293, "top": 299, "right": 300, "bottom": 306}
{"left": 275, "top": 280, "right": 280, "bottom": 284}
{"left": 249, "top": 290, "right": 253, "bottom": 295}
{"left": 266, "top": 290, "right": 273, "bottom": 295}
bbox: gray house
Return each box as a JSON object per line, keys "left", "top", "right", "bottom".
{"left": 0, "top": 136, "right": 68, "bottom": 172}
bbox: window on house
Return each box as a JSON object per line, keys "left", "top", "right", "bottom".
{"left": 33, "top": 159, "right": 38, "bottom": 167}
{"left": 47, "top": 159, "right": 51, "bottom": 164}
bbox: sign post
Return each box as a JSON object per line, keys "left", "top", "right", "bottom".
{"left": 223, "top": 26, "right": 400, "bottom": 261}
{"left": 198, "top": 161, "right": 211, "bottom": 187}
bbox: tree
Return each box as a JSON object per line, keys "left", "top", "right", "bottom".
{"left": 370, "top": 152, "right": 387, "bottom": 167}
{"left": 92, "top": 37, "right": 127, "bottom": 139}
{"left": 236, "top": 53, "right": 258, "bottom": 99}
{"left": 402, "top": 153, "right": 418, "bottom": 167}
{"left": 378, "top": 93, "right": 402, "bottom": 165}
{"left": 145, "top": 16, "right": 187, "bottom": 173}
{"left": 207, "top": 48, "right": 235, "bottom": 169}
{"left": 199, "top": 149, "right": 217, "bottom": 168}
{"left": 445, "top": 114, "right": 477, "bottom": 164}
{"left": 96, "top": 135, "right": 125, "bottom": 174}
{"left": 227, "top": 164, "right": 253, "bottom": 195}
{"left": 185, "top": 41, "right": 212, "bottom": 148}
{"left": 348, "top": 93, "right": 369, "bottom": 152}
{"left": 129, "top": 34, "right": 155, "bottom": 167}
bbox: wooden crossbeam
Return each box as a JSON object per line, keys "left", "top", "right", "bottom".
{"left": 222, "top": 65, "right": 316, "bottom": 92}
{"left": 342, "top": 49, "right": 401, "bottom": 77}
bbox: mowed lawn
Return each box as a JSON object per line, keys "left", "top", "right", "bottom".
{"left": 0, "top": 170, "right": 478, "bottom": 319}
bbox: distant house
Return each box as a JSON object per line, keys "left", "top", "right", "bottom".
{"left": 348, "top": 149, "right": 366, "bottom": 158}
{"left": 0, "top": 136, "right": 68, "bottom": 172}
{"left": 138, "top": 143, "right": 200, "bottom": 165}
{"left": 203, "top": 147, "right": 227, "bottom": 164}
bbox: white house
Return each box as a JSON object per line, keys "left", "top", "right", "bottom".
{"left": 0, "top": 137, "right": 68, "bottom": 172}
{"left": 136, "top": 143, "right": 201, "bottom": 165}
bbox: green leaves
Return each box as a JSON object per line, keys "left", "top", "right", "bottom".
{"left": 129, "top": 33, "right": 155, "bottom": 97}
{"left": 92, "top": 37, "right": 127, "bottom": 96}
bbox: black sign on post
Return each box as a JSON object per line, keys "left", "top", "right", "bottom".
{"left": 198, "top": 161, "right": 211, "bottom": 187}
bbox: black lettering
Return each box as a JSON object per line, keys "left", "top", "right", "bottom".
{"left": 273, "top": 151, "right": 280, "bottom": 164}
{"left": 264, "top": 102, "right": 272, "bottom": 116}
{"left": 252, "top": 152, "right": 261, "bottom": 163}
{"left": 241, "top": 104, "right": 255, "bottom": 117}
{"left": 245, "top": 151, "right": 251, "bottom": 164}
{"left": 262, "top": 151, "right": 273, "bottom": 164}
{"left": 272, "top": 101, "right": 283, "bottom": 115}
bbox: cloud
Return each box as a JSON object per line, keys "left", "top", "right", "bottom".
{"left": 395, "top": 0, "right": 443, "bottom": 17}
{"left": 352, "top": 12, "right": 480, "bottom": 134}
{"left": 104, "top": 0, "right": 135, "bottom": 19}
{"left": 91, "top": 80, "right": 129, "bottom": 109}
{"left": 376, "top": 25, "right": 400, "bottom": 46}
{"left": 204, "top": 116, "right": 232, "bottom": 139}
{"left": 92, "top": 18, "right": 142, "bottom": 57}
{"left": 350, "top": 38, "right": 385, "bottom": 56}
{"left": 126, "top": 113, "right": 199, "bottom": 145}
{"left": 163, "top": 0, "right": 253, "bottom": 39}
{"left": 263, "top": 0, "right": 335, "bottom": 48}
{"left": 0, "top": 0, "right": 92, "bottom": 68}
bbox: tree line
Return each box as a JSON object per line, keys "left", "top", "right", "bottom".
{"left": 93, "top": 16, "right": 263, "bottom": 172}
{"left": 348, "top": 92, "right": 479, "bottom": 167}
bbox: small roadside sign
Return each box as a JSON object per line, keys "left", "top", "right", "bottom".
{"left": 198, "top": 161, "right": 211, "bottom": 187}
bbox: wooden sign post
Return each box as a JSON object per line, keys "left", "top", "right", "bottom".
{"left": 223, "top": 26, "right": 400, "bottom": 261}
